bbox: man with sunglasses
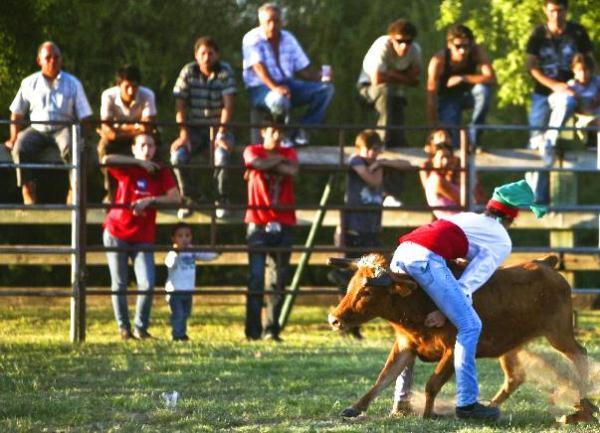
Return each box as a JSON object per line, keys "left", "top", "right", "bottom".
{"left": 427, "top": 24, "right": 496, "bottom": 149}
{"left": 524, "top": 0, "right": 593, "bottom": 204}
{"left": 6, "top": 41, "right": 92, "bottom": 204}
{"left": 357, "top": 19, "right": 422, "bottom": 149}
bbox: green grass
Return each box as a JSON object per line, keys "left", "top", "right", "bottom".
{"left": 0, "top": 300, "right": 599, "bottom": 433}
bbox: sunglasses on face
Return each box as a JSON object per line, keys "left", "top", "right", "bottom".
{"left": 452, "top": 42, "right": 471, "bottom": 50}
{"left": 393, "top": 38, "right": 413, "bottom": 45}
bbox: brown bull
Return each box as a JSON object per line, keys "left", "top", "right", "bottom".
{"left": 327, "top": 253, "right": 597, "bottom": 423}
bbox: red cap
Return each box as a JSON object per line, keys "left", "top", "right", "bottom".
{"left": 486, "top": 199, "right": 519, "bottom": 219}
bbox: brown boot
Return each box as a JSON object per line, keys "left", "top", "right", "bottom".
{"left": 22, "top": 181, "right": 37, "bottom": 205}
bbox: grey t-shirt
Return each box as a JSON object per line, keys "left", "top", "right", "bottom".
{"left": 343, "top": 155, "right": 383, "bottom": 234}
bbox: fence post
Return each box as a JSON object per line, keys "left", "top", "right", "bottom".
{"left": 550, "top": 151, "right": 576, "bottom": 288}
{"left": 70, "top": 123, "right": 87, "bottom": 343}
{"left": 278, "top": 175, "right": 334, "bottom": 331}
{"left": 459, "top": 129, "right": 472, "bottom": 210}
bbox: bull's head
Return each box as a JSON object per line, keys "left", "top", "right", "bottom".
{"left": 327, "top": 254, "right": 417, "bottom": 331}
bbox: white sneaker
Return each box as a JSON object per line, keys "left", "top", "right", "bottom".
{"left": 177, "top": 207, "right": 192, "bottom": 220}
{"left": 383, "top": 196, "right": 403, "bottom": 207}
{"left": 294, "top": 129, "right": 309, "bottom": 146}
{"left": 280, "top": 137, "right": 294, "bottom": 148}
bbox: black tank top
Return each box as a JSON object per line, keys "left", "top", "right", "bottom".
{"left": 438, "top": 48, "right": 477, "bottom": 96}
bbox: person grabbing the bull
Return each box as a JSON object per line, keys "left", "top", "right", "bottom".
{"left": 390, "top": 179, "right": 546, "bottom": 421}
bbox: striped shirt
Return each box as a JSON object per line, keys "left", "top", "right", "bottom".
{"left": 10, "top": 71, "right": 92, "bottom": 133}
{"left": 242, "top": 28, "right": 310, "bottom": 88}
{"left": 172, "top": 61, "right": 237, "bottom": 123}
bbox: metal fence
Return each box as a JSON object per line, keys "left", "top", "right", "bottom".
{"left": 1, "top": 119, "right": 599, "bottom": 342}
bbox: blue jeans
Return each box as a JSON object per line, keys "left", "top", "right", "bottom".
{"left": 526, "top": 92, "right": 577, "bottom": 204}
{"left": 246, "top": 224, "right": 293, "bottom": 339}
{"left": 167, "top": 293, "right": 193, "bottom": 338}
{"left": 170, "top": 127, "right": 232, "bottom": 201}
{"left": 391, "top": 243, "right": 482, "bottom": 407}
{"left": 438, "top": 84, "right": 492, "bottom": 148}
{"left": 247, "top": 79, "right": 334, "bottom": 125}
{"left": 103, "top": 229, "right": 155, "bottom": 332}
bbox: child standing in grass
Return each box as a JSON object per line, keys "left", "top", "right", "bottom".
{"left": 165, "top": 222, "right": 219, "bottom": 341}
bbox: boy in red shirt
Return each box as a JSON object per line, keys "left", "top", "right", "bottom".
{"left": 243, "top": 124, "right": 298, "bottom": 341}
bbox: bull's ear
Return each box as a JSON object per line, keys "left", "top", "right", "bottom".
{"left": 327, "top": 257, "right": 358, "bottom": 270}
{"left": 389, "top": 273, "right": 417, "bottom": 297}
{"left": 362, "top": 273, "right": 394, "bottom": 287}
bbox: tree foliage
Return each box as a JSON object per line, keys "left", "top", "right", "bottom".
{"left": 438, "top": 0, "right": 599, "bottom": 108}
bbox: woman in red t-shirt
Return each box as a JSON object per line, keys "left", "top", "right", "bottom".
{"left": 102, "top": 133, "right": 180, "bottom": 340}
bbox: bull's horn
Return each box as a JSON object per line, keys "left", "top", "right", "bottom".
{"left": 363, "top": 274, "right": 394, "bottom": 287}
{"left": 327, "top": 258, "right": 358, "bottom": 269}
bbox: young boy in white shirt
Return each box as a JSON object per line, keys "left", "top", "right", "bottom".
{"left": 165, "top": 222, "right": 218, "bottom": 341}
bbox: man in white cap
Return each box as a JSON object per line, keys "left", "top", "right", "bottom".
{"left": 389, "top": 179, "right": 546, "bottom": 421}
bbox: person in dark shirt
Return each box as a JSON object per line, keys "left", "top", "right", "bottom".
{"left": 524, "top": 0, "right": 594, "bottom": 204}
{"left": 426, "top": 24, "right": 496, "bottom": 149}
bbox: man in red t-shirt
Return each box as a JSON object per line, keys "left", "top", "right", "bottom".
{"left": 243, "top": 124, "right": 298, "bottom": 341}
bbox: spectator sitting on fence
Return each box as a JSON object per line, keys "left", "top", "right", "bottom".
{"left": 566, "top": 53, "right": 600, "bottom": 149}
{"left": 97, "top": 65, "right": 157, "bottom": 203}
{"left": 242, "top": 2, "right": 334, "bottom": 147}
{"left": 420, "top": 129, "right": 461, "bottom": 220}
{"left": 171, "top": 36, "right": 237, "bottom": 220}
{"left": 329, "top": 129, "right": 409, "bottom": 339}
{"left": 426, "top": 24, "right": 496, "bottom": 149}
{"left": 102, "top": 133, "right": 180, "bottom": 341}
{"left": 243, "top": 122, "right": 298, "bottom": 342}
{"left": 356, "top": 19, "right": 422, "bottom": 148}
{"left": 5, "top": 41, "right": 92, "bottom": 205}
{"left": 524, "top": 0, "right": 594, "bottom": 204}
{"left": 165, "top": 222, "right": 219, "bottom": 341}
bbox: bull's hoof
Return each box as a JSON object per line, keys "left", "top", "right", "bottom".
{"left": 390, "top": 400, "right": 413, "bottom": 416}
{"left": 558, "top": 399, "right": 599, "bottom": 424}
{"left": 341, "top": 407, "right": 362, "bottom": 418}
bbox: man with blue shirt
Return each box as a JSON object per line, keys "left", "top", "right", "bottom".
{"left": 242, "top": 3, "right": 334, "bottom": 146}
{"left": 5, "top": 41, "right": 92, "bottom": 204}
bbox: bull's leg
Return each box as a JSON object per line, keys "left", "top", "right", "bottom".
{"left": 342, "top": 341, "right": 416, "bottom": 418}
{"left": 422, "top": 348, "right": 455, "bottom": 418}
{"left": 545, "top": 321, "right": 598, "bottom": 423}
{"left": 490, "top": 348, "right": 526, "bottom": 407}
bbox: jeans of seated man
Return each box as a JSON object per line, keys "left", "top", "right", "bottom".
{"left": 438, "top": 84, "right": 493, "bottom": 149}
{"left": 526, "top": 92, "right": 577, "bottom": 204}
{"left": 245, "top": 224, "right": 293, "bottom": 340}
{"left": 167, "top": 292, "right": 193, "bottom": 339}
{"left": 357, "top": 83, "right": 407, "bottom": 148}
{"left": 12, "top": 126, "right": 74, "bottom": 188}
{"left": 247, "top": 78, "right": 334, "bottom": 126}
{"left": 103, "top": 229, "right": 155, "bottom": 333}
{"left": 170, "top": 126, "right": 232, "bottom": 202}
{"left": 391, "top": 242, "right": 482, "bottom": 407}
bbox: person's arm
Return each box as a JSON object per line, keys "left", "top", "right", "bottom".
{"left": 215, "top": 93, "right": 235, "bottom": 151}
{"left": 194, "top": 251, "right": 220, "bottom": 261}
{"left": 296, "top": 65, "right": 322, "bottom": 82}
{"left": 352, "top": 163, "right": 383, "bottom": 189}
{"left": 446, "top": 45, "right": 496, "bottom": 87}
{"left": 171, "top": 98, "right": 190, "bottom": 153}
{"left": 375, "top": 62, "right": 420, "bottom": 87}
{"left": 426, "top": 54, "right": 443, "bottom": 125}
{"left": 431, "top": 173, "right": 460, "bottom": 203}
{"left": 165, "top": 250, "right": 178, "bottom": 268}
{"left": 252, "top": 62, "right": 290, "bottom": 97}
{"left": 132, "top": 185, "right": 180, "bottom": 216}
{"left": 5, "top": 113, "right": 24, "bottom": 150}
{"left": 457, "top": 242, "right": 510, "bottom": 303}
{"left": 272, "top": 158, "right": 299, "bottom": 176}
{"left": 247, "top": 153, "right": 286, "bottom": 171}
{"left": 526, "top": 54, "right": 573, "bottom": 94}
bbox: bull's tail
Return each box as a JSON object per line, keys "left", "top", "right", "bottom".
{"left": 533, "top": 255, "right": 559, "bottom": 269}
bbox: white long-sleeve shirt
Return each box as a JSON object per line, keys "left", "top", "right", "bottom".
{"left": 443, "top": 212, "right": 512, "bottom": 297}
{"left": 165, "top": 250, "right": 219, "bottom": 292}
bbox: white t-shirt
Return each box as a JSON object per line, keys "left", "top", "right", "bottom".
{"left": 357, "top": 36, "right": 422, "bottom": 96}
{"left": 165, "top": 250, "right": 219, "bottom": 292}
{"left": 100, "top": 85, "right": 157, "bottom": 122}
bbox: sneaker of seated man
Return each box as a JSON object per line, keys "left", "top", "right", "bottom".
{"left": 171, "top": 36, "right": 237, "bottom": 218}
{"left": 97, "top": 64, "right": 157, "bottom": 203}
{"left": 242, "top": 3, "right": 334, "bottom": 147}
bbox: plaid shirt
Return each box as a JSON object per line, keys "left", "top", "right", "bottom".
{"left": 242, "top": 28, "right": 310, "bottom": 88}
{"left": 173, "top": 61, "right": 237, "bottom": 123}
